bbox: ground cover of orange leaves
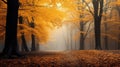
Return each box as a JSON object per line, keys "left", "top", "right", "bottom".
{"left": 0, "top": 50, "right": 120, "bottom": 67}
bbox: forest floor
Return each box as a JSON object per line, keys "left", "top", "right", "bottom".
{"left": 0, "top": 50, "right": 120, "bottom": 67}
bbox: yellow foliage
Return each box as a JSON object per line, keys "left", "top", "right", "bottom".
{"left": 18, "top": 0, "right": 76, "bottom": 43}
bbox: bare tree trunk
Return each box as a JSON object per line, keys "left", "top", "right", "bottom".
{"left": 21, "top": 34, "right": 29, "bottom": 52}
{"left": 92, "top": 0, "right": 103, "bottom": 50}
{"left": 31, "top": 34, "right": 36, "bottom": 51}
{"left": 70, "top": 28, "right": 73, "bottom": 50}
{"left": 116, "top": 6, "right": 120, "bottom": 50}
{"left": 30, "top": 17, "right": 36, "bottom": 51}
{"left": 2, "top": 0, "right": 21, "bottom": 57}
{"left": 94, "top": 18, "right": 101, "bottom": 50}
{"left": 118, "top": 27, "right": 120, "bottom": 50}
{"left": 104, "top": 23, "right": 108, "bottom": 50}
{"left": 19, "top": 16, "right": 29, "bottom": 52}
{"left": 103, "top": 4, "right": 109, "bottom": 50}
{"left": 80, "top": 22, "right": 84, "bottom": 50}
{"left": 36, "top": 41, "right": 39, "bottom": 51}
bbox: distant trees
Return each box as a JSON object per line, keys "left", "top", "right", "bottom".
{"left": 29, "top": 17, "right": 36, "bottom": 51}
{"left": 19, "top": 16, "right": 29, "bottom": 52}
{"left": 19, "top": 0, "right": 67, "bottom": 51}
{"left": 102, "top": 0, "right": 109, "bottom": 50}
{"left": 0, "top": 0, "right": 120, "bottom": 52}
{"left": 113, "top": 1, "right": 120, "bottom": 49}
{"left": 78, "top": 0, "right": 93, "bottom": 50}
{"left": 0, "top": 0, "right": 68, "bottom": 53}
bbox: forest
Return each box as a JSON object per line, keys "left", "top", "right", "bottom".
{"left": 0, "top": 0, "right": 120, "bottom": 67}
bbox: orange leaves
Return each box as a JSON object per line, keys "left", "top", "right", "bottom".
{"left": 0, "top": 50, "right": 120, "bottom": 66}
{"left": 109, "top": 0, "right": 120, "bottom": 6}
{"left": 17, "top": 0, "right": 71, "bottom": 43}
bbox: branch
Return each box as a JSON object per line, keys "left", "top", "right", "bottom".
{"left": 83, "top": 22, "right": 92, "bottom": 39}
{"left": 83, "top": 0, "right": 94, "bottom": 16}
{"left": 99, "top": 0, "right": 104, "bottom": 17}
{"left": 2, "top": 0, "right": 7, "bottom": 4}
{"left": 103, "top": 1, "right": 111, "bottom": 9}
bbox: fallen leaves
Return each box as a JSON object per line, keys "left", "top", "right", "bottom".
{"left": 0, "top": 50, "right": 120, "bottom": 67}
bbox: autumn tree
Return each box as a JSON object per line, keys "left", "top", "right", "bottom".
{"left": 111, "top": 0, "right": 120, "bottom": 49}
{"left": 29, "top": 17, "right": 36, "bottom": 51}
{"left": 77, "top": 0, "right": 93, "bottom": 50}
{"left": 2, "top": 0, "right": 21, "bottom": 57}
{"left": 92, "top": 0, "right": 104, "bottom": 50}
{"left": 102, "top": 0, "right": 110, "bottom": 50}
{"left": 19, "top": 16, "right": 29, "bottom": 52}
{"left": 0, "top": 0, "right": 68, "bottom": 53}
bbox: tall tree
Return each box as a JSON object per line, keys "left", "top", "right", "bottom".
{"left": 79, "top": 0, "right": 85, "bottom": 50}
{"left": 19, "top": 16, "right": 29, "bottom": 52}
{"left": 118, "top": 27, "right": 120, "bottom": 50}
{"left": 30, "top": 17, "right": 36, "bottom": 51}
{"left": 103, "top": 1, "right": 109, "bottom": 50}
{"left": 92, "top": 0, "right": 103, "bottom": 50}
{"left": 116, "top": 5, "right": 120, "bottom": 50}
{"left": 77, "top": 0, "right": 93, "bottom": 50}
{"left": 3, "top": 0, "right": 20, "bottom": 57}
{"left": 2, "top": 0, "right": 20, "bottom": 57}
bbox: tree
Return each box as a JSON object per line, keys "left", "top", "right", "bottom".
{"left": 92, "top": 0, "right": 103, "bottom": 50}
{"left": 29, "top": 17, "right": 36, "bottom": 51}
{"left": 72, "top": 0, "right": 93, "bottom": 50}
{"left": 102, "top": 0, "right": 110, "bottom": 50}
{"left": 2, "top": 0, "right": 21, "bottom": 57}
{"left": 19, "top": 16, "right": 29, "bottom": 52}
{"left": 0, "top": 0, "right": 68, "bottom": 51}
{"left": 113, "top": 1, "right": 120, "bottom": 49}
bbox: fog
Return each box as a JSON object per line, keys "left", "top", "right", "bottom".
{"left": 0, "top": 24, "right": 119, "bottom": 52}
{"left": 39, "top": 24, "right": 80, "bottom": 51}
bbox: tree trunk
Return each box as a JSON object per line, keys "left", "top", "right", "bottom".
{"left": 70, "top": 28, "right": 73, "bottom": 50}
{"left": 103, "top": 11, "right": 108, "bottom": 50}
{"left": 30, "top": 17, "right": 36, "bottom": 51}
{"left": 80, "top": 22, "right": 84, "bottom": 50}
{"left": 31, "top": 34, "right": 36, "bottom": 51}
{"left": 2, "top": 0, "right": 20, "bottom": 56}
{"left": 94, "top": 18, "right": 101, "bottom": 50}
{"left": 92, "top": 0, "right": 103, "bottom": 50}
{"left": 118, "top": 27, "right": 120, "bottom": 50}
{"left": 21, "top": 34, "right": 29, "bottom": 52}
{"left": 104, "top": 23, "right": 108, "bottom": 50}
{"left": 36, "top": 42, "right": 39, "bottom": 51}
{"left": 19, "top": 16, "right": 29, "bottom": 52}
{"left": 117, "top": 7, "right": 120, "bottom": 50}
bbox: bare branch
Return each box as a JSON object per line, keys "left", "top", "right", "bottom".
{"left": 83, "top": 22, "right": 92, "bottom": 39}
{"left": 83, "top": 0, "right": 94, "bottom": 16}
{"left": 99, "top": 0, "right": 103, "bottom": 17}
{"left": 2, "top": 0, "right": 7, "bottom": 4}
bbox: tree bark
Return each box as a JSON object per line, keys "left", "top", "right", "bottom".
{"left": 118, "top": 27, "right": 120, "bottom": 50}
{"left": 92, "top": 0, "right": 103, "bottom": 50}
{"left": 104, "top": 23, "right": 108, "bottom": 50}
{"left": 2, "top": 0, "right": 20, "bottom": 56}
{"left": 94, "top": 17, "right": 101, "bottom": 50}
{"left": 19, "top": 16, "right": 29, "bottom": 52}
{"left": 30, "top": 17, "right": 36, "bottom": 51}
{"left": 31, "top": 34, "right": 36, "bottom": 51}
{"left": 21, "top": 34, "right": 29, "bottom": 52}
{"left": 80, "top": 22, "right": 84, "bottom": 50}
{"left": 103, "top": 5, "right": 109, "bottom": 50}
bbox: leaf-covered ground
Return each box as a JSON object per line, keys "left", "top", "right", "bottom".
{"left": 0, "top": 50, "right": 120, "bottom": 67}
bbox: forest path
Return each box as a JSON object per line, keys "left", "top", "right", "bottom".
{"left": 0, "top": 50, "right": 120, "bottom": 67}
